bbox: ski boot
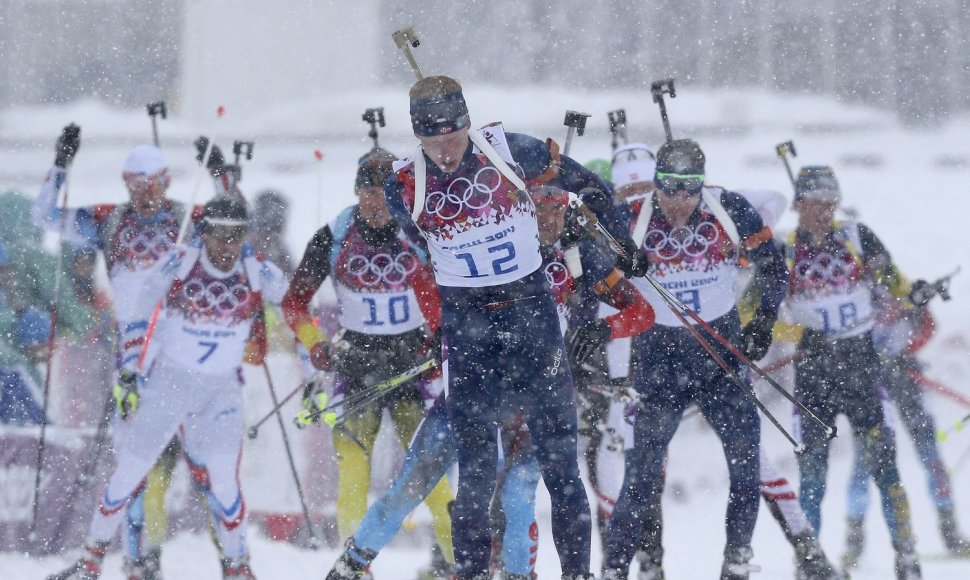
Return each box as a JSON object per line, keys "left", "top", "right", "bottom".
{"left": 793, "top": 533, "right": 841, "bottom": 580}
{"left": 221, "top": 555, "right": 257, "bottom": 579}
{"left": 47, "top": 542, "right": 109, "bottom": 580}
{"left": 841, "top": 517, "right": 864, "bottom": 569}
{"left": 635, "top": 547, "right": 665, "bottom": 580}
{"left": 893, "top": 543, "right": 921, "bottom": 580}
{"left": 939, "top": 507, "right": 970, "bottom": 557}
{"left": 560, "top": 574, "right": 595, "bottom": 580}
{"left": 416, "top": 543, "right": 455, "bottom": 579}
{"left": 720, "top": 545, "right": 760, "bottom": 580}
{"left": 326, "top": 539, "right": 377, "bottom": 580}
{"left": 139, "top": 548, "right": 162, "bottom": 580}
{"left": 122, "top": 558, "right": 147, "bottom": 580}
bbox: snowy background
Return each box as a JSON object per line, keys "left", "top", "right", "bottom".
{"left": 2, "top": 1, "right": 970, "bottom": 578}
{"left": 1, "top": 84, "right": 968, "bottom": 579}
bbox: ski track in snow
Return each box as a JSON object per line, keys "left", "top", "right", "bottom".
{"left": 2, "top": 89, "right": 969, "bottom": 578}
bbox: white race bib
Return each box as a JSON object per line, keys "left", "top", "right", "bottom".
{"left": 161, "top": 317, "right": 252, "bottom": 375}
{"left": 631, "top": 262, "right": 738, "bottom": 326}
{"left": 336, "top": 285, "right": 425, "bottom": 335}
{"left": 788, "top": 285, "right": 874, "bottom": 337}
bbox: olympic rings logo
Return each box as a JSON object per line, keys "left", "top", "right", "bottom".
{"left": 643, "top": 221, "right": 720, "bottom": 260}
{"left": 120, "top": 226, "right": 174, "bottom": 259}
{"left": 182, "top": 279, "right": 252, "bottom": 313}
{"left": 544, "top": 261, "right": 569, "bottom": 288}
{"left": 345, "top": 251, "right": 418, "bottom": 287}
{"left": 794, "top": 251, "right": 856, "bottom": 284}
{"left": 424, "top": 166, "right": 501, "bottom": 220}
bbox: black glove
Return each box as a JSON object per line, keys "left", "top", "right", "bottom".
{"left": 739, "top": 311, "right": 775, "bottom": 361}
{"left": 799, "top": 328, "right": 829, "bottom": 357}
{"left": 909, "top": 279, "right": 934, "bottom": 308}
{"left": 566, "top": 319, "right": 612, "bottom": 368}
{"left": 419, "top": 328, "right": 442, "bottom": 360}
{"left": 194, "top": 136, "right": 226, "bottom": 175}
{"left": 577, "top": 187, "right": 610, "bottom": 214}
{"left": 54, "top": 124, "right": 81, "bottom": 167}
{"left": 616, "top": 237, "right": 648, "bottom": 278}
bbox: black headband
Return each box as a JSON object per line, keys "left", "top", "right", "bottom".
{"left": 410, "top": 91, "right": 470, "bottom": 137}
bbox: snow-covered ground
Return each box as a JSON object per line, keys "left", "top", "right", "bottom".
{"left": 2, "top": 87, "right": 969, "bottom": 578}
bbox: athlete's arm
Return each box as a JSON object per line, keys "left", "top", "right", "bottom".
{"left": 410, "top": 262, "right": 441, "bottom": 334}
{"left": 723, "top": 190, "right": 788, "bottom": 317}
{"left": 33, "top": 166, "right": 104, "bottom": 247}
{"left": 595, "top": 273, "right": 655, "bottom": 339}
{"left": 858, "top": 222, "right": 909, "bottom": 299}
{"left": 117, "top": 246, "right": 186, "bottom": 370}
{"left": 384, "top": 172, "right": 428, "bottom": 251}
{"left": 281, "top": 226, "right": 333, "bottom": 351}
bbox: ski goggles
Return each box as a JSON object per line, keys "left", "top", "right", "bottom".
{"left": 655, "top": 172, "right": 705, "bottom": 196}
{"left": 123, "top": 170, "right": 168, "bottom": 194}
{"left": 410, "top": 91, "right": 471, "bottom": 137}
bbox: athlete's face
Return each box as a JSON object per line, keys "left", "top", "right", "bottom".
{"left": 795, "top": 199, "right": 838, "bottom": 237}
{"left": 418, "top": 127, "right": 470, "bottom": 173}
{"left": 656, "top": 187, "right": 702, "bottom": 227}
{"left": 203, "top": 226, "right": 248, "bottom": 271}
{"left": 124, "top": 171, "right": 169, "bottom": 217}
{"left": 356, "top": 186, "right": 393, "bottom": 227}
{"left": 536, "top": 203, "right": 567, "bottom": 245}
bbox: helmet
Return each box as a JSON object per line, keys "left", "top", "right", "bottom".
{"left": 200, "top": 195, "right": 250, "bottom": 236}
{"left": 794, "top": 165, "right": 841, "bottom": 204}
{"left": 611, "top": 143, "right": 656, "bottom": 189}
{"left": 356, "top": 148, "right": 398, "bottom": 189}
{"left": 584, "top": 158, "right": 612, "bottom": 183}
{"left": 655, "top": 139, "right": 705, "bottom": 175}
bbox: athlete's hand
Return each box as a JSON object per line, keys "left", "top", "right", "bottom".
{"left": 295, "top": 380, "right": 329, "bottom": 427}
{"left": 54, "top": 124, "right": 81, "bottom": 167}
{"left": 909, "top": 279, "right": 934, "bottom": 308}
{"left": 799, "top": 328, "right": 828, "bottom": 357}
{"left": 740, "top": 311, "right": 775, "bottom": 361}
{"left": 113, "top": 369, "right": 140, "bottom": 420}
{"left": 616, "top": 238, "right": 648, "bottom": 278}
{"left": 566, "top": 319, "right": 612, "bottom": 368}
{"left": 309, "top": 342, "right": 334, "bottom": 371}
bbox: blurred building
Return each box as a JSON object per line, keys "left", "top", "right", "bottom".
{"left": 0, "top": 0, "right": 967, "bottom": 127}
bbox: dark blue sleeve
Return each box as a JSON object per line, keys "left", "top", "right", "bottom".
{"left": 383, "top": 172, "right": 428, "bottom": 252}
{"left": 506, "top": 131, "right": 631, "bottom": 241}
{"left": 721, "top": 190, "right": 788, "bottom": 317}
{"left": 577, "top": 238, "right": 616, "bottom": 285}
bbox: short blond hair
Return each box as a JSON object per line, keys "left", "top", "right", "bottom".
{"left": 409, "top": 76, "right": 462, "bottom": 101}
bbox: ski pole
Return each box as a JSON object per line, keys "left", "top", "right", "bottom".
{"left": 296, "top": 358, "right": 439, "bottom": 427}
{"left": 937, "top": 413, "right": 970, "bottom": 443}
{"left": 650, "top": 79, "right": 677, "bottom": 143}
{"left": 30, "top": 124, "right": 79, "bottom": 540}
{"left": 653, "top": 271, "right": 807, "bottom": 452}
{"left": 392, "top": 26, "right": 424, "bottom": 80}
{"left": 247, "top": 374, "right": 320, "bottom": 440}
{"left": 911, "top": 369, "right": 970, "bottom": 410}
{"left": 147, "top": 101, "right": 167, "bottom": 147}
{"left": 362, "top": 108, "right": 385, "bottom": 150}
{"left": 775, "top": 141, "right": 797, "bottom": 189}
{"left": 562, "top": 110, "right": 591, "bottom": 157}
{"left": 75, "top": 392, "right": 116, "bottom": 486}
{"left": 261, "top": 362, "right": 321, "bottom": 549}
{"left": 608, "top": 109, "right": 628, "bottom": 153}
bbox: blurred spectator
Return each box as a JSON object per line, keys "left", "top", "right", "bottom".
{"left": 247, "top": 189, "right": 294, "bottom": 276}
{"left": 0, "top": 190, "right": 97, "bottom": 425}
